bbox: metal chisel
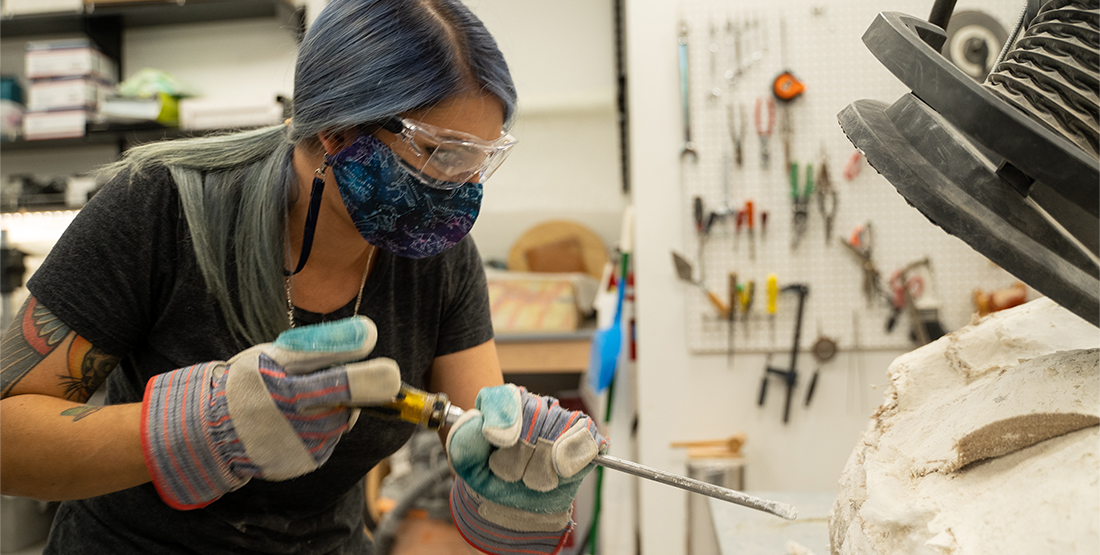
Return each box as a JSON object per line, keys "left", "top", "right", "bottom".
{"left": 359, "top": 384, "right": 798, "bottom": 521}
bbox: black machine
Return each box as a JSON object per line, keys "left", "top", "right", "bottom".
{"left": 839, "top": 0, "right": 1099, "bottom": 327}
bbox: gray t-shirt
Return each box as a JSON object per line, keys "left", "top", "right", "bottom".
{"left": 27, "top": 165, "right": 494, "bottom": 554}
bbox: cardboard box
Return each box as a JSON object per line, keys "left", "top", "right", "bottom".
{"left": 24, "top": 109, "right": 91, "bottom": 140}
{"left": 28, "top": 77, "right": 112, "bottom": 111}
{"left": 178, "top": 97, "right": 283, "bottom": 130}
{"left": 25, "top": 40, "right": 117, "bottom": 82}
{"left": 3, "top": 0, "right": 81, "bottom": 16}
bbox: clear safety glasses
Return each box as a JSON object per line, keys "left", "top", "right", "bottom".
{"left": 382, "top": 116, "right": 518, "bottom": 190}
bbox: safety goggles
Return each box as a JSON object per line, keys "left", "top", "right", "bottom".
{"left": 381, "top": 116, "right": 518, "bottom": 190}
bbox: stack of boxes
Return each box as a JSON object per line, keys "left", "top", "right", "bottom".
{"left": 23, "top": 39, "right": 117, "bottom": 140}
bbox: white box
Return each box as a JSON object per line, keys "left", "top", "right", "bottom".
{"left": 28, "top": 78, "right": 112, "bottom": 111}
{"left": 23, "top": 109, "right": 91, "bottom": 140}
{"left": 179, "top": 98, "right": 284, "bottom": 130}
{"left": 66, "top": 175, "right": 98, "bottom": 208}
{"left": 3, "top": 0, "right": 81, "bottom": 16}
{"left": 25, "top": 41, "right": 117, "bottom": 82}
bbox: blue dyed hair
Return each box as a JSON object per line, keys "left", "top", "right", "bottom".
{"left": 291, "top": 0, "right": 516, "bottom": 141}
{"left": 103, "top": 0, "right": 517, "bottom": 346}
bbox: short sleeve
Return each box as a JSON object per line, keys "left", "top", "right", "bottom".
{"left": 26, "top": 166, "right": 181, "bottom": 358}
{"left": 435, "top": 236, "right": 494, "bottom": 357}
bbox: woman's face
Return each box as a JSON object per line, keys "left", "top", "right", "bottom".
{"left": 372, "top": 91, "right": 507, "bottom": 184}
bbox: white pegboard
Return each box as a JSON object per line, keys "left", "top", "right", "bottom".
{"left": 675, "top": 0, "right": 1026, "bottom": 354}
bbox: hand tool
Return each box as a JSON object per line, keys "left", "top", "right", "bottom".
{"left": 678, "top": 22, "right": 698, "bottom": 162}
{"left": 694, "top": 196, "right": 705, "bottom": 234}
{"left": 766, "top": 273, "right": 778, "bottom": 343}
{"left": 773, "top": 72, "right": 806, "bottom": 102}
{"left": 693, "top": 196, "right": 718, "bottom": 279}
{"left": 840, "top": 223, "right": 884, "bottom": 304}
{"left": 754, "top": 97, "right": 775, "bottom": 169}
{"left": 772, "top": 18, "right": 805, "bottom": 101}
{"left": 815, "top": 151, "right": 838, "bottom": 244}
{"left": 694, "top": 196, "right": 706, "bottom": 278}
{"left": 739, "top": 279, "right": 755, "bottom": 329}
{"left": 361, "top": 384, "right": 798, "bottom": 521}
{"left": 744, "top": 199, "right": 755, "bottom": 259}
{"left": 693, "top": 197, "right": 726, "bottom": 280}
{"left": 671, "top": 433, "right": 746, "bottom": 454}
{"left": 806, "top": 330, "right": 837, "bottom": 408}
{"left": 790, "top": 162, "right": 813, "bottom": 249}
{"left": 804, "top": 366, "right": 820, "bottom": 407}
{"left": 773, "top": 18, "right": 805, "bottom": 172}
{"left": 843, "top": 150, "right": 864, "bottom": 181}
{"left": 760, "top": 211, "right": 768, "bottom": 238}
{"left": 811, "top": 335, "right": 838, "bottom": 363}
{"left": 728, "top": 102, "right": 746, "bottom": 168}
{"left": 758, "top": 283, "right": 809, "bottom": 424}
{"left": 672, "top": 251, "right": 729, "bottom": 318}
{"left": 886, "top": 257, "right": 932, "bottom": 345}
{"left": 727, "top": 272, "right": 738, "bottom": 367}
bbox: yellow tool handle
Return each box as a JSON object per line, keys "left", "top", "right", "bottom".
{"left": 766, "top": 274, "right": 778, "bottom": 314}
{"left": 740, "top": 281, "right": 755, "bottom": 311}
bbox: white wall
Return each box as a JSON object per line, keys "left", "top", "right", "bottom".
{"left": 465, "top": 0, "right": 624, "bottom": 262}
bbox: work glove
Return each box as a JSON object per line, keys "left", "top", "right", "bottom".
{"left": 447, "top": 384, "right": 609, "bottom": 555}
{"left": 141, "top": 316, "right": 401, "bottom": 510}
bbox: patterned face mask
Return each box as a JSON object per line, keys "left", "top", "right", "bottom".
{"left": 328, "top": 132, "right": 483, "bottom": 259}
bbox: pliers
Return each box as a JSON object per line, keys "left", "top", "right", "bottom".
{"left": 790, "top": 162, "right": 813, "bottom": 249}
{"left": 816, "top": 154, "right": 837, "bottom": 244}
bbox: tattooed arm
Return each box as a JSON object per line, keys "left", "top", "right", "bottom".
{"left": 0, "top": 297, "right": 150, "bottom": 500}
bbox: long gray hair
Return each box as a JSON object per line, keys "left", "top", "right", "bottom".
{"left": 101, "top": 0, "right": 517, "bottom": 347}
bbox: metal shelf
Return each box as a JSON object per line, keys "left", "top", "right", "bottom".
{"left": 1, "top": 0, "right": 304, "bottom": 42}
{"left": 1, "top": 123, "right": 253, "bottom": 152}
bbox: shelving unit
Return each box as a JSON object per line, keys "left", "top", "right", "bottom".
{"left": 1, "top": 0, "right": 303, "bottom": 140}
{"left": 1, "top": 1, "right": 305, "bottom": 66}
{"left": 0, "top": 0, "right": 304, "bottom": 205}
{"left": 0, "top": 122, "right": 246, "bottom": 152}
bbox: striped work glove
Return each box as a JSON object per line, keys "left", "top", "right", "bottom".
{"left": 141, "top": 316, "right": 400, "bottom": 510}
{"left": 447, "top": 384, "right": 609, "bottom": 555}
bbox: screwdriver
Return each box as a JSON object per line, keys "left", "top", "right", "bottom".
{"left": 740, "top": 280, "right": 755, "bottom": 324}
{"left": 359, "top": 384, "right": 798, "bottom": 521}
{"left": 766, "top": 273, "right": 778, "bottom": 343}
{"left": 744, "top": 200, "right": 755, "bottom": 259}
{"left": 727, "top": 272, "right": 738, "bottom": 367}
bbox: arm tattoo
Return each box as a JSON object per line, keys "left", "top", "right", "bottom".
{"left": 60, "top": 405, "right": 104, "bottom": 421}
{"left": 1, "top": 297, "right": 71, "bottom": 397}
{"left": 1, "top": 297, "right": 119, "bottom": 401}
{"left": 59, "top": 336, "right": 118, "bottom": 401}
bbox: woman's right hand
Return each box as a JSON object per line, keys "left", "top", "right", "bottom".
{"left": 142, "top": 316, "right": 401, "bottom": 509}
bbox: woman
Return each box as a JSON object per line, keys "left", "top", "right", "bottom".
{"left": 0, "top": 1, "right": 605, "bottom": 553}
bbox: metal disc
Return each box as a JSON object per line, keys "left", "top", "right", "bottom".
{"left": 942, "top": 11, "right": 1009, "bottom": 81}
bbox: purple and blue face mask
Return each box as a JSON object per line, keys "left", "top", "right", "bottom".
{"left": 327, "top": 132, "right": 483, "bottom": 259}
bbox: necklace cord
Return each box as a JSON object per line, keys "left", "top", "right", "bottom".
{"left": 285, "top": 166, "right": 327, "bottom": 277}
{"left": 284, "top": 160, "right": 374, "bottom": 328}
{"left": 285, "top": 245, "right": 375, "bottom": 329}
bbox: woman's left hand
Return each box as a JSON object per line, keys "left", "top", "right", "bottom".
{"left": 446, "top": 384, "right": 608, "bottom": 555}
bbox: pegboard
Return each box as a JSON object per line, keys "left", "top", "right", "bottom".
{"left": 674, "top": 0, "right": 1025, "bottom": 354}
